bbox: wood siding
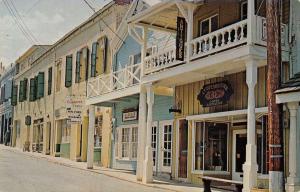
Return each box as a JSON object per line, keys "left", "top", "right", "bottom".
{"left": 175, "top": 67, "right": 267, "bottom": 118}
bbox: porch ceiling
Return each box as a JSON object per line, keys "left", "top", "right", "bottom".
{"left": 128, "top": 3, "right": 180, "bottom": 31}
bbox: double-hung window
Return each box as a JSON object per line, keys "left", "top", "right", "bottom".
{"left": 199, "top": 14, "right": 219, "bottom": 36}
{"left": 116, "top": 125, "right": 138, "bottom": 160}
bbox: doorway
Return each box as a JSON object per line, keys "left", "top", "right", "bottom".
{"left": 232, "top": 130, "right": 247, "bottom": 181}
{"left": 160, "top": 120, "right": 173, "bottom": 173}
{"left": 178, "top": 119, "right": 188, "bottom": 178}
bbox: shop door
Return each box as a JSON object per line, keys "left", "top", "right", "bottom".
{"left": 178, "top": 120, "right": 188, "bottom": 178}
{"left": 232, "top": 130, "right": 247, "bottom": 181}
{"left": 152, "top": 122, "right": 158, "bottom": 172}
{"left": 160, "top": 120, "right": 173, "bottom": 173}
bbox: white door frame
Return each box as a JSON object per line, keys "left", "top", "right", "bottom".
{"left": 152, "top": 121, "right": 159, "bottom": 172}
{"left": 232, "top": 129, "right": 262, "bottom": 181}
{"left": 159, "top": 120, "right": 173, "bottom": 173}
{"left": 232, "top": 129, "right": 247, "bottom": 181}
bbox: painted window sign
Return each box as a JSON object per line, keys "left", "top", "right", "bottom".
{"left": 197, "top": 81, "right": 233, "bottom": 107}
{"left": 176, "top": 17, "right": 186, "bottom": 61}
{"left": 66, "top": 96, "right": 84, "bottom": 123}
{"left": 122, "top": 108, "right": 138, "bottom": 122}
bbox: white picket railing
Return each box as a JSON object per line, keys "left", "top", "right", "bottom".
{"left": 87, "top": 63, "right": 141, "bottom": 99}
{"left": 191, "top": 19, "right": 248, "bottom": 60}
{"left": 144, "top": 48, "right": 184, "bottom": 74}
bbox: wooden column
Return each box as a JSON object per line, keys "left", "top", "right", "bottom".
{"left": 87, "top": 105, "right": 95, "bottom": 169}
{"left": 266, "top": 0, "right": 284, "bottom": 191}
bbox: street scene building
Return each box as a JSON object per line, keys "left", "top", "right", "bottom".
{"left": 0, "top": 0, "right": 300, "bottom": 192}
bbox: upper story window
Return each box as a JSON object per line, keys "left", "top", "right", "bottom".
{"left": 75, "top": 47, "right": 89, "bottom": 83}
{"left": 199, "top": 14, "right": 219, "bottom": 36}
{"left": 65, "top": 55, "right": 73, "bottom": 88}
{"left": 15, "top": 63, "right": 20, "bottom": 75}
{"left": 56, "top": 60, "right": 62, "bottom": 92}
{"left": 91, "top": 36, "right": 108, "bottom": 77}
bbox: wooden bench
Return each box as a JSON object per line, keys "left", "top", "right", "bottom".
{"left": 199, "top": 176, "right": 243, "bottom": 192}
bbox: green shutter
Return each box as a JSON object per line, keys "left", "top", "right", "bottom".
{"left": 91, "top": 42, "right": 98, "bottom": 77}
{"left": 19, "top": 80, "right": 24, "bottom": 102}
{"left": 29, "top": 78, "right": 37, "bottom": 101}
{"left": 48, "top": 67, "right": 52, "bottom": 95}
{"left": 34, "top": 76, "right": 38, "bottom": 99}
{"left": 65, "top": 55, "right": 73, "bottom": 88}
{"left": 37, "top": 72, "right": 45, "bottom": 99}
{"left": 75, "top": 51, "right": 81, "bottom": 83}
{"left": 11, "top": 84, "right": 18, "bottom": 106}
{"left": 103, "top": 36, "right": 108, "bottom": 73}
{"left": 23, "top": 78, "right": 28, "bottom": 101}
{"left": 85, "top": 48, "right": 89, "bottom": 81}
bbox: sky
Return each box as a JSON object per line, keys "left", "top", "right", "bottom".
{"left": 0, "top": 0, "right": 110, "bottom": 67}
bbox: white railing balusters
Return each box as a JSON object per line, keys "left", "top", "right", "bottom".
{"left": 87, "top": 63, "right": 141, "bottom": 99}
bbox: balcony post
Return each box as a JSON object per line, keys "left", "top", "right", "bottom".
{"left": 87, "top": 105, "right": 95, "bottom": 169}
{"left": 286, "top": 102, "right": 300, "bottom": 192}
{"left": 186, "top": 5, "right": 194, "bottom": 62}
{"left": 143, "top": 83, "right": 154, "bottom": 184}
{"left": 141, "top": 27, "right": 148, "bottom": 76}
{"left": 247, "top": 0, "right": 256, "bottom": 44}
{"left": 243, "top": 59, "right": 258, "bottom": 192}
{"left": 136, "top": 86, "right": 147, "bottom": 181}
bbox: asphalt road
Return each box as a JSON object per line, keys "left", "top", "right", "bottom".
{"left": 0, "top": 147, "right": 169, "bottom": 192}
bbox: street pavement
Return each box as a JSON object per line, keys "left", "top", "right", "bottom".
{"left": 0, "top": 148, "right": 170, "bottom": 192}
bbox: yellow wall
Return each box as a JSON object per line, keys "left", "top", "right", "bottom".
{"left": 100, "top": 108, "right": 112, "bottom": 168}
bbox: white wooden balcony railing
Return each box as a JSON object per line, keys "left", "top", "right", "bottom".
{"left": 191, "top": 19, "right": 248, "bottom": 60}
{"left": 144, "top": 48, "right": 184, "bottom": 74}
{"left": 143, "top": 16, "right": 288, "bottom": 75}
{"left": 87, "top": 63, "right": 141, "bottom": 99}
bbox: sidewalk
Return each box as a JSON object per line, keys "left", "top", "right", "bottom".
{"left": 0, "top": 145, "right": 226, "bottom": 192}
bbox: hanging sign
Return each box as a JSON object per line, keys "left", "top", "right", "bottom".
{"left": 197, "top": 81, "right": 233, "bottom": 107}
{"left": 66, "top": 96, "right": 84, "bottom": 123}
{"left": 122, "top": 108, "right": 138, "bottom": 122}
{"left": 176, "top": 17, "right": 186, "bottom": 61}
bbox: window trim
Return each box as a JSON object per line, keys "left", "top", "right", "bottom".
{"left": 199, "top": 14, "right": 219, "bottom": 37}
{"left": 116, "top": 124, "right": 138, "bottom": 161}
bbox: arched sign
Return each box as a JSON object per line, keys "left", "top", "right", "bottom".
{"left": 197, "top": 81, "right": 233, "bottom": 107}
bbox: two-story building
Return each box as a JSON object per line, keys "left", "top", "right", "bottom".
{"left": 0, "top": 63, "right": 16, "bottom": 146}
{"left": 12, "top": 1, "right": 130, "bottom": 168}
{"left": 127, "top": 0, "right": 292, "bottom": 191}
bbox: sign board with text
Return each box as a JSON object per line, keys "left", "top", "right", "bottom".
{"left": 66, "top": 96, "right": 84, "bottom": 124}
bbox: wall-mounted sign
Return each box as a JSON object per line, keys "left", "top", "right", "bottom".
{"left": 122, "top": 108, "right": 138, "bottom": 122}
{"left": 197, "top": 81, "right": 233, "bottom": 107}
{"left": 176, "top": 17, "right": 186, "bottom": 61}
{"left": 66, "top": 96, "right": 84, "bottom": 124}
{"left": 25, "top": 115, "right": 31, "bottom": 126}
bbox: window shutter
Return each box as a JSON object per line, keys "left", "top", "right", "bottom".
{"left": 84, "top": 48, "right": 89, "bottom": 81}
{"left": 29, "top": 78, "right": 36, "bottom": 101}
{"left": 34, "top": 76, "right": 38, "bottom": 99}
{"left": 23, "top": 78, "right": 28, "bottom": 101}
{"left": 37, "top": 72, "right": 45, "bottom": 99}
{"left": 91, "top": 42, "right": 98, "bottom": 77}
{"left": 11, "top": 84, "right": 18, "bottom": 106}
{"left": 48, "top": 67, "right": 52, "bottom": 95}
{"left": 75, "top": 51, "right": 81, "bottom": 83}
{"left": 102, "top": 36, "right": 108, "bottom": 73}
{"left": 19, "top": 80, "right": 24, "bottom": 102}
{"left": 65, "top": 55, "right": 73, "bottom": 88}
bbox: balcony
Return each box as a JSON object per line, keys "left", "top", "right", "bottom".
{"left": 87, "top": 63, "right": 141, "bottom": 103}
{"left": 142, "top": 16, "right": 288, "bottom": 76}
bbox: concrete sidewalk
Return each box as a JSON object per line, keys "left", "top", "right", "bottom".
{"left": 0, "top": 145, "right": 226, "bottom": 192}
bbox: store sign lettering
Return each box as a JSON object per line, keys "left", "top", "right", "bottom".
{"left": 122, "top": 108, "right": 138, "bottom": 122}
{"left": 176, "top": 17, "right": 186, "bottom": 61}
{"left": 197, "top": 81, "right": 233, "bottom": 107}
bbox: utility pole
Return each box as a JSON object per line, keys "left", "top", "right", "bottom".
{"left": 266, "top": 0, "right": 284, "bottom": 191}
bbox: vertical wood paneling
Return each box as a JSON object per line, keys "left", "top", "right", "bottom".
{"left": 175, "top": 67, "right": 267, "bottom": 117}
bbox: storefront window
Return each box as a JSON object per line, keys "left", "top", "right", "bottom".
{"left": 116, "top": 125, "right": 138, "bottom": 160}
{"left": 94, "top": 115, "right": 103, "bottom": 148}
{"left": 194, "top": 122, "right": 228, "bottom": 171}
{"left": 61, "top": 119, "right": 71, "bottom": 143}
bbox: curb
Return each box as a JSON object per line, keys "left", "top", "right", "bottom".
{"left": 1, "top": 146, "right": 183, "bottom": 192}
